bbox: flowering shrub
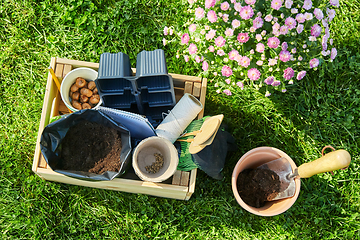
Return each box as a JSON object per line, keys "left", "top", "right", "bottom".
{"left": 163, "top": 0, "right": 339, "bottom": 96}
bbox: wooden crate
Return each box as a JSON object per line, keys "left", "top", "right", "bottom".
{"left": 32, "top": 57, "right": 207, "bottom": 200}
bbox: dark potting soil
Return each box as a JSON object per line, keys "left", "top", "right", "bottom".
{"left": 237, "top": 168, "right": 281, "bottom": 208}
{"left": 60, "top": 120, "right": 122, "bottom": 174}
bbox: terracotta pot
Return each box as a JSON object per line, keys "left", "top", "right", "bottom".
{"left": 232, "top": 147, "right": 301, "bottom": 216}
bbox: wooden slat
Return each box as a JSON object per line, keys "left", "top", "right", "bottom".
{"left": 192, "top": 82, "right": 201, "bottom": 97}
{"left": 55, "top": 63, "right": 64, "bottom": 81}
{"left": 184, "top": 81, "right": 193, "bottom": 94}
{"left": 36, "top": 167, "right": 189, "bottom": 200}
{"left": 172, "top": 170, "right": 182, "bottom": 185}
{"left": 180, "top": 172, "right": 190, "bottom": 187}
{"left": 197, "top": 78, "right": 207, "bottom": 119}
{"left": 63, "top": 64, "right": 73, "bottom": 78}
{"left": 32, "top": 57, "right": 57, "bottom": 174}
{"left": 185, "top": 169, "right": 197, "bottom": 200}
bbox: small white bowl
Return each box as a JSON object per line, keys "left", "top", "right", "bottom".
{"left": 132, "top": 136, "right": 179, "bottom": 182}
{"left": 60, "top": 67, "right": 101, "bottom": 112}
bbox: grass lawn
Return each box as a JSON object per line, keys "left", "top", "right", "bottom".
{"left": 1, "top": 0, "right": 359, "bottom": 239}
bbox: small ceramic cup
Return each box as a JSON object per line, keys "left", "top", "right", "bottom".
{"left": 60, "top": 67, "right": 101, "bottom": 112}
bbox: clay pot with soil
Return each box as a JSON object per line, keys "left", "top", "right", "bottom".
{"left": 232, "top": 147, "right": 301, "bottom": 217}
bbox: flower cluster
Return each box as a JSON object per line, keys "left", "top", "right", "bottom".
{"left": 163, "top": 0, "right": 339, "bottom": 96}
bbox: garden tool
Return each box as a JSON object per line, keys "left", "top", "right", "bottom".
{"left": 177, "top": 114, "right": 223, "bottom": 154}
{"left": 258, "top": 148, "right": 351, "bottom": 201}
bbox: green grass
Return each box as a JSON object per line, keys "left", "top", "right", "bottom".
{"left": 1, "top": 0, "right": 359, "bottom": 239}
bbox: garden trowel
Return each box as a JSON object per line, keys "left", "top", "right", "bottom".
{"left": 258, "top": 149, "right": 351, "bottom": 201}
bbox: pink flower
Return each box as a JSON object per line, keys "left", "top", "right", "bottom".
{"left": 309, "top": 58, "right": 319, "bottom": 68}
{"left": 245, "top": 0, "right": 256, "bottom": 4}
{"left": 189, "top": 24, "right": 197, "bottom": 32}
{"left": 181, "top": 33, "right": 190, "bottom": 44}
{"left": 285, "top": 17, "right": 296, "bottom": 29}
{"left": 206, "top": 29, "right": 216, "bottom": 40}
{"left": 267, "top": 37, "right": 280, "bottom": 48}
{"left": 285, "top": 0, "right": 293, "bottom": 8}
{"left": 240, "top": 56, "right": 251, "bottom": 67}
{"left": 328, "top": 9, "right": 336, "bottom": 22}
{"left": 240, "top": 6, "right": 254, "bottom": 20}
{"left": 283, "top": 67, "right": 294, "bottom": 80}
{"left": 329, "top": 0, "right": 339, "bottom": 7}
{"left": 279, "top": 50, "right": 291, "bottom": 62}
{"left": 314, "top": 8, "right": 324, "bottom": 20}
{"left": 195, "top": 7, "right": 205, "bottom": 19}
{"left": 225, "top": 28, "right": 234, "bottom": 36}
{"left": 205, "top": 0, "right": 216, "bottom": 9}
{"left": 272, "top": 80, "right": 281, "bottom": 86}
{"left": 305, "top": 12, "right": 313, "bottom": 20}
{"left": 195, "top": 55, "right": 201, "bottom": 63}
{"left": 202, "top": 61, "right": 209, "bottom": 71}
{"left": 188, "top": 43, "right": 198, "bottom": 55}
{"left": 281, "top": 42, "right": 288, "bottom": 50}
{"left": 268, "top": 58, "right": 277, "bottom": 66}
{"left": 303, "top": 0, "right": 312, "bottom": 10}
{"left": 234, "top": 2, "right": 242, "bottom": 12}
{"left": 265, "top": 14, "right": 273, "bottom": 22}
{"left": 253, "top": 17, "right": 264, "bottom": 29}
{"left": 184, "top": 55, "right": 189, "bottom": 62}
{"left": 256, "top": 43, "right": 265, "bottom": 53}
{"left": 311, "top": 24, "right": 322, "bottom": 37}
{"left": 265, "top": 91, "right": 271, "bottom": 97}
{"left": 228, "top": 50, "right": 239, "bottom": 60}
{"left": 162, "top": 38, "right": 167, "bottom": 46}
{"left": 331, "top": 48, "right": 337, "bottom": 60}
{"left": 236, "top": 81, "right": 244, "bottom": 90}
{"left": 225, "top": 78, "right": 231, "bottom": 84}
{"left": 264, "top": 76, "right": 275, "bottom": 85}
{"left": 208, "top": 45, "right": 215, "bottom": 52}
{"left": 221, "top": 1, "right": 230, "bottom": 11}
{"left": 207, "top": 10, "right": 218, "bottom": 23}
{"left": 163, "top": 26, "right": 169, "bottom": 35}
{"left": 222, "top": 14, "right": 229, "bottom": 22}
{"left": 223, "top": 89, "right": 232, "bottom": 96}
{"left": 297, "top": 24, "right": 304, "bottom": 34}
{"left": 248, "top": 68, "right": 261, "bottom": 80}
{"left": 271, "top": 0, "right": 283, "bottom": 10}
{"left": 217, "top": 50, "right": 225, "bottom": 56}
{"left": 256, "top": 60, "right": 263, "bottom": 66}
{"left": 296, "top": 13, "right": 306, "bottom": 23}
{"left": 221, "top": 65, "right": 233, "bottom": 77}
{"left": 215, "top": 36, "right": 226, "bottom": 47}
{"left": 297, "top": 71, "right": 306, "bottom": 80}
{"left": 232, "top": 19, "right": 241, "bottom": 28}
{"left": 280, "top": 25, "right": 289, "bottom": 35}
{"left": 237, "top": 32, "right": 249, "bottom": 43}
{"left": 256, "top": 34, "right": 262, "bottom": 41}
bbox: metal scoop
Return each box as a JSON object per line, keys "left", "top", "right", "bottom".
{"left": 258, "top": 149, "right": 351, "bottom": 201}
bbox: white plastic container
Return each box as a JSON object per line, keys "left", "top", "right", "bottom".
{"left": 60, "top": 67, "right": 101, "bottom": 112}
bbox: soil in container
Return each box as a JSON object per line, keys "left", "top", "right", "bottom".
{"left": 236, "top": 168, "right": 281, "bottom": 208}
{"left": 60, "top": 120, "right": 122, "bottom": 174}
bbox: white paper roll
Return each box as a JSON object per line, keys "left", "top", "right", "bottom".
{"left": 155, "top": 93, "right": 203, "bottom": 143}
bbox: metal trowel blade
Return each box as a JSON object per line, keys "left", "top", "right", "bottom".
{"left": 257, "top": 157, "right": 296, "bottom": 201}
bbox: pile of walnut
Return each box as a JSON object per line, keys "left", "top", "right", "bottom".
{"left": 70, "top": 77, "right": 100, "bottom": 110}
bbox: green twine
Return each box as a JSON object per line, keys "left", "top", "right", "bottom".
{"left": 177, "top": 116, "right": 209, "bottom": 171}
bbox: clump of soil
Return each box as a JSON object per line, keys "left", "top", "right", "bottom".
{"left": 237, "top": 168, "right": 281, "bottom": 208}
{"left": 60, "top": 120, "right": 122, "bottom": 174}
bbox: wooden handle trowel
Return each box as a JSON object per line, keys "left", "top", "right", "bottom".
{"left": 258, "top": 149, "right": 351, "bottom": 201}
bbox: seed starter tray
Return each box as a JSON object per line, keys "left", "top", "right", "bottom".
{"left": 32, "top": 57, "right": 207, "bottom": 200}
